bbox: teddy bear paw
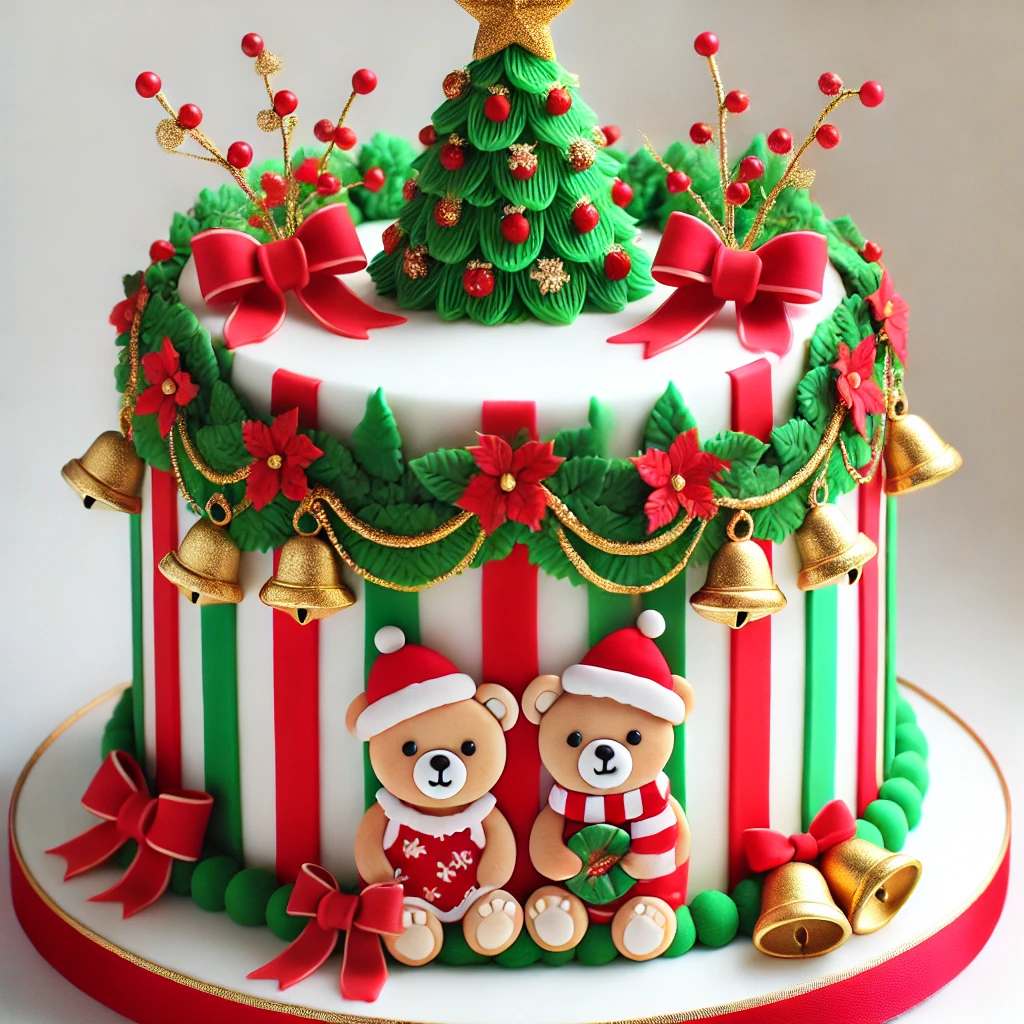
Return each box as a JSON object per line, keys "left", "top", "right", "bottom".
{"left": 612, "top": 896, "right": 677, "bottom": 961}
{"left": 387, "top": 907, "right": 443, "bottom": 966}
{"left": 464, "top": 890, "right": 523, "bottom": 954}
{"left": 524, "top": 886, "right": 588, "bottom": 951}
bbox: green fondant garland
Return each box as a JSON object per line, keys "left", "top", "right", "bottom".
{"left": 689, "top": 889, "right": 740, "bottom": 948}
{"left": 224, "top": 868, "right": 279, "bottom": 927}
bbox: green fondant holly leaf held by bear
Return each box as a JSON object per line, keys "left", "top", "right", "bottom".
{"left": 565, "top": 823, "right": 635, "bottom": 904}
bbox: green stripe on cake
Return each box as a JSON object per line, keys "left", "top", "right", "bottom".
{"left": 363, "top": 584, "right": 420, "bottom": 809}
{"left": 201, "top": 604, "right": 243, "bottom": 863}
{"left": 884, "top": 496, "right": 899, "bottom": 776}
{"left": 802, "top": 586, "right": 839, "bottom": 830}
{"left": 129, "top": 513, "right": 145, "bottom": 766}
{"left": 587, "top": 587, "right": 634, "bottom": 647}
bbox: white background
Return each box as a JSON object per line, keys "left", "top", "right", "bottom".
{"left": 1, "top": 0, "right": 1021, "bottom": 1020}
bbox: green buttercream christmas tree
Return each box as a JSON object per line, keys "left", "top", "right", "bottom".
{"left": 367, "top": 0, "right": 654, "bottom": 325}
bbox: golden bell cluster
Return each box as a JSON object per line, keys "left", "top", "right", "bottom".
{"left": 259, "top": 534, "right": 355, "bottom": 625}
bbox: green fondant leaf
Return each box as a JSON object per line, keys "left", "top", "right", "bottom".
{"left": 525, "top": 92, "right": 592, "bottom": 149}
{"left": 809, "top": 295, "right": 871, "bottom": 369}
{"left": 416, "top": 145, "right": 490, "bottom": 201}
{"left": 210, "top": 381, "right": 246, "bottom": 426}
{"left": 367, "top": 247, "right": 400, "bottom": 297}
{"left": 307, "top": 431, "right": 372, "bottom": 507}
{"left": 410, "top": 448, "right": 477, "bottom": 504}
{"left": 581, "top": 258, "right": 629, "bottom": 313}
{"left": 430, "top": 91, "right": 472, "bottom": 135}
{"left": 643, "top": 383, "right": 698, "bottom": 452}
{"left": 624, "top": 242, "right": 655, "bottom": 302}
{"left": 352, "top": 389, "right": 404, "bottom": 482}
{"left": 472, "top": 521, "right": 525, "bottom": 567}
{"left": 395, "top": 258, "right": 442, "bottom": 309}
{"left": 544, "top": 193, "right": 613, "bottom": 263}
{"left": 435, "top": 262, "right": 469, "bottom": 321}
{"left": 796, "top": 366, "right": 834, "bottom": 433}
{"left": 195, "top": 423, "right": 249, "bottom": 473}
{"left": 479, "top": 207, "right": 545, "bottom": 272}
{"left": 515, "top": 256, "right": 585, "bottom": 324}
{"left": 464, "top": 263, "right": 515, "bottom": 325}
{"left": 465, "top": 52, "right": 506, "bottom": 87}
{"left": 490, "top": 145, "right": 559, "bottom": 211}
{"left": 228, "top": 494, "right": 295, "bottom": 553}
{"left": 503, "top": 45, "right": 563, "bottom": 94}
{"left": 467, "top": 88, "right": 528, "bottom": 152}
{"left": 425, "top": 201, "right": 480, "bottom": 265}
{"left": 131, "top": 416, "right": 171, "bottom": 472}
{"left": 551, "top": 397, "right": 614, "bottom": 458}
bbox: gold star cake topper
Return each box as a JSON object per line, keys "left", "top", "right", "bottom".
{"left": 455, "top": 0, "right": 575, "bottom": 62}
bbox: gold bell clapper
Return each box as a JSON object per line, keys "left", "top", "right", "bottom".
{"left": 259, "top": 534, "right": 355, "bottom": 625}
{"left": 690, "top": 511, "right": 787, "bottom": 629}
{"left": 158, "top": 517, "right": 243, "bottom": 606}
{"left": 61, "top": 431, "right": 145, "bottom": 514}
{"left": 883, "top": 391, "right": 962, "bottom": 496}
{"left": 795, "top": 487, "right": 878, "bottom": 591}
{"left": 819, "top": 837, "right": 922, "bottom": 934}
{"left": 753, "top": 862, "right": 852, "bottom": 958}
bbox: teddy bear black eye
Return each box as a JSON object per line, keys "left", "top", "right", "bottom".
{"left": 461, "top": 741, "right": 476, "bottom": 756}
{"left": 567, "top": 731, "right": 583, "bottom": 747}
{"left": 402, "top": 741, "right": 417, "bottom": 756}
{"left": 626, "top": 730, "right": 642, "bottom": 746}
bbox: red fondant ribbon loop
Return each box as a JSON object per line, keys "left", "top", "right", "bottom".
{"left": 191, "top": 204, "right": 406, "bottom": 349}
{"left": 248, "top": 865, "right": 404, "bottom": 1003}
{"left": 743, "top": 799, "right": 857, "bottom": 873}
{"left": 608, "top": 212, "right": 828, "bottom": 358}
{"left": 46, "top": 750, "right": 213, "bottom": 917}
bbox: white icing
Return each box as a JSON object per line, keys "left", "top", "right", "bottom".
{"left": 834, "top": 488, "right": 861, "bottom": 817}
{"left": 177, "top": 498, "right": 205, "bottom": 795}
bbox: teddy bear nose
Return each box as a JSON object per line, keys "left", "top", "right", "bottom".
{"left": 595, "top": 744, "right": 615, "bottom": 763}
{"left": 429, "top": 753, "right": 451, "bottom": 772}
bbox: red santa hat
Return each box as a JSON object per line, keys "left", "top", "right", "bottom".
{"left": 561, "top": 610, "right": 686, "bottom": 725}
{"left": 354, "top": 626, "right": 477, "bottom": 741}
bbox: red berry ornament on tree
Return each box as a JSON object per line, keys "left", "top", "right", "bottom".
{"left": 611, "top": 177, "right": 634, "bottom": 207}
{"left": 666, "top": 170, "right": 692, "bottom": 194}
{"left": 725, "top": 181, "right": 750, "bottom": 206}
{"left": 737, "top": 155, "right": 764, "bottom": 182}
{"left": 363, "top": 167, "right": 385, "bottom": 192}
{"left": 418, "top": 124, "right": 438, "bottom": 146}
{"left": 241, "top": 33, "right": 264, "bottom": 58}
{"left": 177, "top": 104, "right": 202, "bottom": 129}
{"left": 501, "top": 206, "right": 530, "bottom": 245}
{"left": 572, "top": 198, "right": 599, "bottom": 234}
{"left": 434, "top": 195, "right": 463, "bottom": 228}
{"left": 334, "top": 126, "right": 357, "bottom": 150}
{"left": 463, "top": 261, "right": 495, "bottom": 298}
{"left": 508, "top": 143, "right": 537, "bottom": 180}
{"left": 382, "top": 222, "right": 405, "bottom": 255}
{"left": 484, "top": 86, "right": 512, "bottom": 122}
{"left": 313, "top": 119, "right": 335, "bottom": 143}
{"left": 352, "top": 68, "right": 377, "bottom": 95}
{"left": 316, "top": 174, "right": 341, "bottom": 196}
{"left": 402, "top": 177, "right": 419, "bottom": 202}
{"left": 767, "top": 128, "right": 793, "bottom": 154}
{"left": 690, "top": 122, "right": 714, "bottom": 145}
{"left": 273, "top": 90, "right": 297, "bottom": 116}
{"left": 227, "top": 141, "right": 253, "bottom": 168}
{"left": 546, "top": 86, "right": 572, "bottom": 115}
{"left": 602, "top": 124, "right": 622, "bottom": 146}
{"left": 149, "top": 240, "right": 175, "bottom": 263}
{"left": 443, "top": 69, "right": 470, "bottom": 99}
{"left": 862, "top": 240, "right": 884, "bottom": 263}
{"left": 725, "top": 90, "right": 749, "bottom": 114}
{"left": 441, "top": 137, "right": 466, "bottom": 171}
{"left": 135, "top": 71, "right": 162, "bottom": 98}
{"left": 818, "top": 72, "right": 843, "bottom": 96}
{"left": 694, "top": 32, "right": 719, "bottom": 56}
{"left": 859, "top": 81, "right": 885, "bottom": 107}
{"left": 816, "top": 124, "right": 841, "bottom": 149}
{"left": 604, "top": 246, "right": 631, "bottom": 281}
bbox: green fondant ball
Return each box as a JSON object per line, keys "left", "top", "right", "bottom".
{"left": 436, "top": 924, "right": 488, "bottom": 965}
{"left": 266, "top": 885, "right": 305, "bottom": 943}
{"left": 576, "top": 924, "right": 618, "bottom": 965}
{"left": 111, "top": 840, "right": 139, "bottom": 869}
{"left": 540, "top": 947, "right": 576, "bottom": 966}
{"left": 101, "top": 727, "right": 136, "bottom": 761}
{"left": 895, "top": 696, "right": 917, "bottom": 725}
{"left": 731, "top": 878, "right": 763, "bottom": 937}
{"left": 855, "top": 819, "right": 885, "bottom": 847}
{"left": 890, "top": 751, "right": 930, "bottom": 797}
{"left": 894, "top": 722, "right": 929, "bottom": 760}
{"left": 689, "top": 890, "right": 739, "bottom": 948}
{"left": 225, "top": 868, "right": 278, "bottom": 926}
{"left": 863, "top": 799, "right": 909, "bottom": 852}
{"left": 494, "top": 930, "right": 543, "bottom": 968}
{"left": 170, "top": 859, "right": 197, "bottom": 896}
{"left": 663, "top": 906, "right": 696, "bottom": 958}
{"left": 879, "top": 777, "right": 923, "bottom": 829}
{"left": 191, "top": 855, "right": 241, "bottom": 912}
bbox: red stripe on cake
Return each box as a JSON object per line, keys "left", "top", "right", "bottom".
{"left": 856, "top": 469, "right": 884, "bottom": 815}
{"left": 482, "top": 400, "right": 543, "bottom": 901}
{"left": 151, "top": 468, "right": 181, "bottom": 792}
{"left": 727, "top": 359, "right": 774, "bottom": 888}
{"left": 271, "top": 369, "right": 323, "bottom": 882}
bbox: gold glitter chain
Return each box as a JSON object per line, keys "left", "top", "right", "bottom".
{"left": 118, "top": 287, "right": 150, "bottom": 438}
{"left": 175, "top": 415, "right": 252, "bottom": 485}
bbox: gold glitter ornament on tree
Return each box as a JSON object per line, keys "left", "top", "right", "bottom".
{"left": 454, "top": 0, "right": 575, "bottom": 62}
{"left": 433, "top": 195, "right": 463, "bottom": 228}
{"left": 508, "top": 142, "right": 538, "bottom": 180}
{"left": 530, "top": 257, "right": 570, "bottom": 295}
{"left": 443, "top": 69, "right": 471, "bottom": 99}
{"left": 567, "top": 136, "right": 597, "bottom": 171}
{"left": 403, "top": 245, "right": 430, "bottom": 279}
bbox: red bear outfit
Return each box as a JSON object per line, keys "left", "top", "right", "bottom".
{"left": 549, "top": 771, "right": 689, "bottom": 923}
{"left": 377, "top": 789, "right": 497, "bottom": 923}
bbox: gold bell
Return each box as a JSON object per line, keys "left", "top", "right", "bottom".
{"left": 795, "top": 495, "right": 878, "bottom": 591}
{"left": 884, "top": 391, "right": 962, "bottom": 496}
{"left": 259, "top": 534, "right": 355, "bottom": 625}
{"left": 753, "top": 861, "right": 852, "bottom": 958}
{"left": 690, "top": 511, "right": 787, "bottom": 629}
{"left": 159, "top": 518, "right": 243, "bottom": 605}
{"left": 61, "top": 430, "right": 144, "bottom": 514}
{"left": 819, "top": 837, "right": 922, "bottom": 934}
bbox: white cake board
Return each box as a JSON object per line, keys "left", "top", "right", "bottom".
{"left": 10, "top": 681, "right": 1010, "bottom": 1024}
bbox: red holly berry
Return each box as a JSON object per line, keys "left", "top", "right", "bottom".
{"left": 737, "top": 156, "right": 764, "bottom": 182}
{"left": 177, "top": 104, "right": 203, "bottom": 129}
{"left": 666, "top": 170, "right": 692, "bottom": 194}
{"left": 602, "top": 124, "right": 622, "bottom": 146}
{"left": 572, "top": 200, "right": 599, "bottom": 234}
{"left": 135, "top": 71, "right": 162, "bottom": 98}
{"left": 261, "top": 172, "right": 288, "bottom": 197}
{"left": 725, "top": 181, "right": 751, "bottom": 206}
{"left": 352, "top": 68, "right": 377, "bottom": 95}
{"left": 859, "top": 81, "right": 884, "bottom": 107}
{"left": 611, "top": 178, "right": 634, "bottom": 207}
{"left": 694, "top": 32, "right": 719, "bottom": 56}
{"left": 546, "top": 87, "right": 572, "bottom": 115}
{"left": 227, "top": 141, "right": 253, "bottom": 168}
{"left": 484, "top": 93, "right": 512, "bottom": 122}
{"left": 273, "top": 90, "right": 298, "bottom": 116}
{"left": 862, "top": 240, "right": 884, "bottom": 263}
{"left": 334, "top": 126, "right": 357, "bottom": 150}
{"left": 816, "top": 124, "right": 841, "bottom": 149}
{"left": 402, "top": 177, "right": 419, "bottom": 202}
{"left": 501, "top": 210, "right": 530, "bottom": 245}
{"left": 314, "top": 119, "right": 335, "bottom": 143}
{"left": 241, "top": 33, "right": 264, "bottom": 57}
{"left": 440, "top": 142, "right": 465, "bottom": 171}
{"left": 149, "top": 240, "right": 176, "bottom": 262}
{"left": 767, "top": 128, "right": 793, "bottom": 154}
{"left": 316, "top": 173, "right": 341, "bottom": 196}
{"left": 419, "top": 124, "right": 438, "bottom": 146}
{"left": 689, "top": 122, "right": 714, "bottom": 145}
{"left": 363, "top": 167, "right": 385, "bottom": 192}
{"left": 604, "top": 248, "right": 632, "bottom": 281}
{"left": 725, "top": 90, "right": 749, "bottom": 114}
{"left": 818, "top": 72, "right": 843, "bottom": 96}
{"left": 248, "top": 214, "right": 264, "bottom": 228}
{"left": 294, "top": 158, "right": 320, "bottom": 185}
{"left": 463, "top": 262, "right": 495, "bottom": 298}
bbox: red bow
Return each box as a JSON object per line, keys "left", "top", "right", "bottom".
{"left": 46, "top": 750, "right": 212, "bottom": 917}
{"left": 191, "top": 203, "right": 406, "bottom": 349}
{"left": 248, "top": 865, "right": 405, "bottom": 1003}
{"left": 743, "top": 799, "right": 857, "bottom": 873}
{"left": 608, "top": 212, "right": 828, "bottom": 358}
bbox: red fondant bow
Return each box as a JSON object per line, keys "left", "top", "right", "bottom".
{"left": 248, "top": 865, "right": 405, "bottom": 1003}
{"left": 46, "top": 750, "right": 212, "bottom": 917}
{"left": 190, "top": 203, "right": 406, "bottom": 349}
{"left": 743, "top": 799, "right": 857, "bottom": 873}
{"left": 608, "top": 212, "right": 828, "bottom": 358}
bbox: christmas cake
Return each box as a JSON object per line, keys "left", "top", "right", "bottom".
{"left": 15, "top": 2, "right": 997, "bottom": 1022}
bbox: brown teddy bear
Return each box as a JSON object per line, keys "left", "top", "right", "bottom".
{"left": 520, "top": 610, "right": 695, "bottom": 961}
{"left": 346, "top": 626, "right": 524, "bottom": 966}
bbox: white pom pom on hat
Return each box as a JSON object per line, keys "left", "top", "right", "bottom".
{"left": 374, "top": 625, "right": 406, "bottom": 654}
{"left": 636, "top": 608, "right": 666, "bottom": 639}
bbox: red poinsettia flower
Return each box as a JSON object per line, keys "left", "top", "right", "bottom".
{"left": 833, "top": 336, "right": 887, "bottom": 438}
{"left": 457, "top": 435, "right": 564, "bottom": 535}
{"left": 110, "top": 288, "right": 143, "bottom": 334}
{"left": 630, "top": 429, "right": 729, "bottom": 534}
{"left": 866, "top": 269, "right": 909, "bottom": 365}
{"left": 242, "top": 407, "right": 324, "bottom": 511}
{"left": 134, "top": 337, "right": 200, "bottom": 437}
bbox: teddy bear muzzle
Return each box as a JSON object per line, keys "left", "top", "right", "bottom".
{"left": 576, "top": 738, "right": 633, "bottom": 790}
{"left": 412, "top": 748, "right": 469, "bottom": 798}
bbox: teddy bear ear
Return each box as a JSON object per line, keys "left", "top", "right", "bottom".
{"left": 474, "top": 683, "right": 520, "bottom": 733}
{"left": 672, "top": 675, "right": 696, "bottom": 722}
{"left": 345, "top": 692, "right": 370, "bottom": 739}
{"left": 521, "top": 674, "right": 564, "bottom": 725}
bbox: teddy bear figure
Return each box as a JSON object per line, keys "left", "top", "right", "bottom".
{"left": 346, "top": 626, "right": 524, "bottom": 966}
{"left": 521, "top": 609, "right": 695, "bottom": 961}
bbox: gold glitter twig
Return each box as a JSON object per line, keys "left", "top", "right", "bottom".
{"left": 118, "top": 286, "right": 150, "bottom": 438}
{"left": 640, "top": 131, "right": 727, "bottom": 242}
